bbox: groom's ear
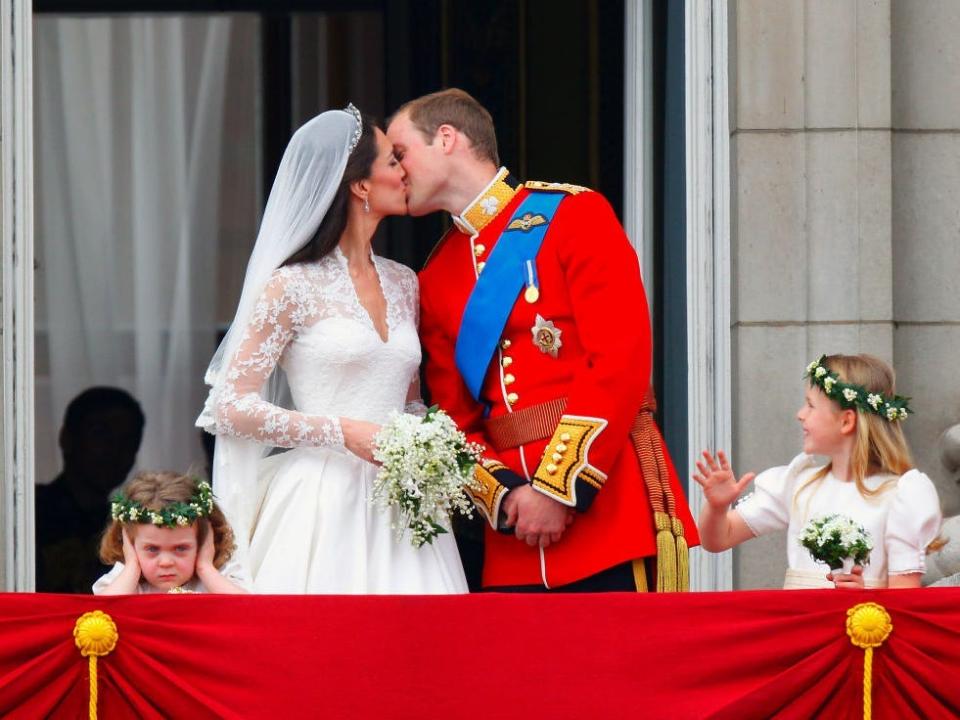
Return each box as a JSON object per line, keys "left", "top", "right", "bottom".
{"left": 436, "top": 124, "right": 458, "bottom": 155}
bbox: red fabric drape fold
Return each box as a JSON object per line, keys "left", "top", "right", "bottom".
{"left": 2, "top": 589, "right": 959, "bottom": 719}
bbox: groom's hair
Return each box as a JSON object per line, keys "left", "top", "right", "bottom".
{"left": 396, "top": 88, "right": 499, "bottom": 166}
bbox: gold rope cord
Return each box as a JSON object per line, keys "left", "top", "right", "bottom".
{"left": 846, "top": 602, "right": 893, "bottom": 720}
{"left": 631, "top": 390, "right": 689, "bottom": 591}
{"left": 74, "top": 611, "right": 119, "bottom": 720}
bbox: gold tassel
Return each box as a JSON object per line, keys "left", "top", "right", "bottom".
{"left": 846, "top": 602, "right": 893, "bottom": 720}
{"left": 632, "top": 558, "right": 649, "bottom": 592}
{"left": 74, "top": 611, "right": 118, "bottom": 720}
{"left": 673, "top": 517, "right": 689, "bottom": 592}
{"left": 655, "top": 511, "right": 678, "bottom": 592}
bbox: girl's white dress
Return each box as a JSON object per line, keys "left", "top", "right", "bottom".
{"left": 211, "top": 250, "right": 468, "bottom": 594}
{"left": 92, "top": 559, "right": 250, "bottom": 594}
{"left": 734, "top": 453, "right": 942, "bottom": 589}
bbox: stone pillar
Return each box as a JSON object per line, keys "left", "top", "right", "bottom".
{"left": 890, "top": 0, "right": 960, "bottom": 519}
{"left": 0, "top": 300, "right": 5, "bottom": 590}
{"left": 730, "top": 0, "right": 895, "bottom": 587}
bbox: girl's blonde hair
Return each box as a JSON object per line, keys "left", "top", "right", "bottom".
{"left": 800, "top": 354, "right": 913, "bottom": 501}
{"left": 99, "top": 471, "right": 236, "bottom": 569}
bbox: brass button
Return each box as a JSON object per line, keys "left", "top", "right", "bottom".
{"left": 474, "top": 243, "right": 486, "bottom": 257}
{"left": 507, "top": 392, "right": 519, "bottom": 405}
{"left": 501, "top": 356, "right": 513, "bottom": 368}
{"left": 477, "top": 261, "right": 486, "bottom": 273}
{"left": 503, "top": 373, "right": 515, "bottom": 385}
{"left": 546, "top": 464, "right": 558, "bottom": 474}
{"left": 551, "top": 452, "right": 562, "bottom": 462}
{"left": 501, "top": 339, "right": 512, "bottom": 350}
{"left": 555, "top": 443, "right": 567, "bottom": 453}
{"left": 560, "top": 433, "right": 571, "bottom": 442}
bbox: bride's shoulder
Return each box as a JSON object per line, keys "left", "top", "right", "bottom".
{"left": 262, "top": 263, "right": 323, "bottom": 302}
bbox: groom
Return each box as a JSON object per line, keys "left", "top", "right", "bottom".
{"left": 388, "top": 89, "right": 699, "bottom": 592}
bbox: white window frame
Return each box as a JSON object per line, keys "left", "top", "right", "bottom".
{"left": 684, "top": 0, "right": 733, "bottom": 591}
{"left": 624, "top": 0, "right": 732, "bottom": 591}
{"left": 2, "top": 0, "right": 36, "bottom": 591}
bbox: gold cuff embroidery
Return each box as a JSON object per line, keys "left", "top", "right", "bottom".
{"left": 467, "top": 461, "right": 508, "bottom": 529}
{"left": 532, "top": 415, "right": 608, "bottom": 506}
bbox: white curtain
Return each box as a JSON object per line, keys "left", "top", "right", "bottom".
{"left": 34, "top": 16, "right": 233, "bottom": 480}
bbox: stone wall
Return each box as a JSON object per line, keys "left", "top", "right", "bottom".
{"left": 730, "top": 0, "right": 960, "bottom": 587}
{"left": 1, "top": 290, "right": 5, "bottom": 589}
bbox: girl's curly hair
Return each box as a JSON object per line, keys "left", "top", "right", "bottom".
{"left": 99, "top": 471, "right": 236, "bottom": 569}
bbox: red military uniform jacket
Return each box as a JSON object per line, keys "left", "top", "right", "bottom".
{"left": 419, "top": 168, "right": 699, "bottom": 588}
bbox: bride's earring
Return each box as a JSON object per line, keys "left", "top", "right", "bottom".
{"left": 363, "top": 196, "right": 370, "bottom": 213}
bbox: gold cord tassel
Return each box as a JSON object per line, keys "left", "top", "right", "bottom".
{"left": 654, "top": 511, "right": 678, "bottom": 591}
{"left": 846, "top": 602, "right": 892, "bottom": 720}
{"left": 74, "top": 611, "right": 119, "bottom": 720}
{"left": 631, "top": 392, "right": 692, "bottom": 593}
{"left": 672, "top": 517, "right": 689, "bottom": 592}
{"left": 632, "top": 558, "right": 649, "bottom": 592}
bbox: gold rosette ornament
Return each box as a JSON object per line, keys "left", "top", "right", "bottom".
{"left": 846, "top": 602, "right": 892, "bottom": 720}
{"left": 74, "top": 611, "right": 119, "bottom": 720}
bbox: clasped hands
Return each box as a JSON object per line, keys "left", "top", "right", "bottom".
{"left": 501, "top": 484, "right": 574, "bottom": 549}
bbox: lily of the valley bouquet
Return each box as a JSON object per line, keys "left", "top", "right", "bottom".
{"left": 798, "top": 513, "right": 873, "bottom": 573}
{"left": 371, "top": 406, "right": 482, "bottom": 548}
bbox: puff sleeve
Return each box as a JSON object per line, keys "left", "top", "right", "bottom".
{"left": 886, "top": 470, "right": 942, "bottom": 575}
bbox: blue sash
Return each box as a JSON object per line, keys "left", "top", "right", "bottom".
{"left": 454, "top": 191, "right": 565, "bottom": 402}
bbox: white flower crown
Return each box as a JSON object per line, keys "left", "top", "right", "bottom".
{"left": 110, "top": 479, "right": 214, "bottom": 528}
{"left": 804, "top": 355, "right": 912, "bottom": 422}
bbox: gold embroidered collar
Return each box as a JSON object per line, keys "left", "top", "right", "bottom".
{"left": 452, "top": 167, "right": 520, "bottom": 237}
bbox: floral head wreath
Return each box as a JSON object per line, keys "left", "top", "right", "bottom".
{"left": 346, "top": 103, "right": 363, "bottom": 153}
{"left": 110, "top": 479, "right": 214, "bottom": 528}
{"left": 804, "top": 355, "right": 912, "bottom": 423}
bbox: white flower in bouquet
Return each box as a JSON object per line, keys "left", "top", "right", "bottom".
{"left": 371, "top": 406, "right": 482, "bottom": 548}
{"left": 798, "top": 513, "right": 872, "bottom": 571}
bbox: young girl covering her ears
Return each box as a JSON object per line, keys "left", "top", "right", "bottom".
{"left": 695, "top": 353, "right": 942, "bottom": 589}
{"left": 94, "top": 471, "right": 250, "bottom": 594}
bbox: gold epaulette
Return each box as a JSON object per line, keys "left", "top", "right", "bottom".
{"left": 524, "top": 180, "right": 592, "bottom": 195}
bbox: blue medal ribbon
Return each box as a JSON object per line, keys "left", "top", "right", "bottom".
{"left": 454, "top": 191, "right": 565, "bottom": 402}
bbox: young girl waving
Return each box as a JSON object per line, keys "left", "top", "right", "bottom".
{"left": 94, "top": 471, "right": 250, "bottom": 594}
{"left": 695, "top": 354, "right": 941, "bottom": 589}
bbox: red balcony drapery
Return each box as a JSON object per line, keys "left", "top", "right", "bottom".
{"left": 2, "top": 589, "right": 959, "bottom": 719}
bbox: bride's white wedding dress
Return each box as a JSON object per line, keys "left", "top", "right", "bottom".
{"left": 211, "top": 247, "right": 467, "bottom": 593}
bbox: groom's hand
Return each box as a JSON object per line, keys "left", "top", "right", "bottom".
{"left": 504, "top": 485, "right": 572, "bottom": 548}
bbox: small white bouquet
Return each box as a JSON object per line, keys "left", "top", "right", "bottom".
{"left": 371, "top": 405, "right": 482, "bottom": 548}
{"left": 798, "top": 513, "right": 872, "bottom": 572}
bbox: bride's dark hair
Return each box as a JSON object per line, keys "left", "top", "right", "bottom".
{"left": 283, "top": 112, "right": 379, "bottom": 266}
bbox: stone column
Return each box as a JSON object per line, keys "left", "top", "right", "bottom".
{"left": 890, "top": 0, "right": 960, "bottom": 520}
{"left": 730, "top": 0, "right": 894, "bottom": 587}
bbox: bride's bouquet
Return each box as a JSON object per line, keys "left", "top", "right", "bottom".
{"left": 798, "top": 513, "right": 872, "bottom": 572}
{"left": 371, "top": 406, "right": 482, "bottom": 548}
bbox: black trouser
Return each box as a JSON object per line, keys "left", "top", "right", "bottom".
{"left": 484, "top": 560, "right": 640, "bottom": 593}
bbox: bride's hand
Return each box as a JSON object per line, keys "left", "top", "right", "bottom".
{"left": 341, "top": 418, "right": 382, "bottom": 464}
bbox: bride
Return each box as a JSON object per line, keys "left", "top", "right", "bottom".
{"left": 197, "top": 105, "right": 467, "bottom": 593}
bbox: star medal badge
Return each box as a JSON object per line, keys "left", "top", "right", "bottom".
{"left": 531, "top": 314, "right": 562, "bottom": 358}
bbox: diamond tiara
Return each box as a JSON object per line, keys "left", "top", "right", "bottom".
{"left": 346, "top": 103, "right": 363, "bottom": 153}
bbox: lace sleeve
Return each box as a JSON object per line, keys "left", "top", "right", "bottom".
{"left": 401, "top": 265, "right": 427, "bottom": 418}
{"left": 212, "top": 267, "right": 344, "bottom": 448}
